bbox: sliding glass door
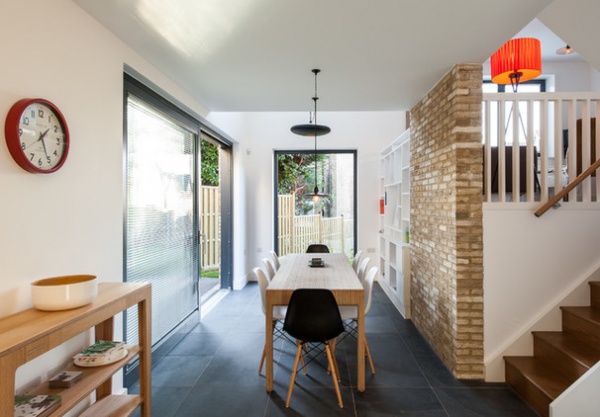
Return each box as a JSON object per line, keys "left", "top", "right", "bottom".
{"left": 123, "top": 75, "right": 234, "bottom": 359}
{"left": 124, "top": 91, "right": 199, "bottom": 348}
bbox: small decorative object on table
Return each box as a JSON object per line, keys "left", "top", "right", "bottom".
{"left": 73, "top": 340, "right": 127, "bottom": 367}
{"left": 14, "top": 394, "right": 61, "bottom": 417}
{"left": 309, "top": 257, "right": 325, "bottom": 267}
{"left": 48, "top": 371, "right": 83, "bottom": 388}
{"left": 31, "top": 274, "right": 97, "bottom": 311}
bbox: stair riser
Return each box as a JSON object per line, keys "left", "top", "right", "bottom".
{"left": 590, "top": 283, "right": 600, "bottom": 309}
{"left": 533, "top": 336, "right": 588, "bottom": 382}
{"left": 562, "top": 312, "right": 600, "bottom": 347}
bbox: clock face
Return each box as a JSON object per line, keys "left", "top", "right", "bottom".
{"left": 5, "top": 99, "right": 70, "bottom": 173}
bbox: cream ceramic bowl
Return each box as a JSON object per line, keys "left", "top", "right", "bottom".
{"left": 31, "top": 275, "right": 98, "bottom": 311}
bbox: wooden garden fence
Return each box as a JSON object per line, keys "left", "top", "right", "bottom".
{"left": 277, "top": 194, "right": 354, "bottom": 257}
{"left": 200, "top": 191, "right": 354, "bottom": 271}
{"left": 201, "top": 186, "right": 220, "bottom": 270}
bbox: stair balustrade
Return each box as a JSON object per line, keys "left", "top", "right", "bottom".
{"left": 482, "top": 92, "right": 600, "bottom": 212}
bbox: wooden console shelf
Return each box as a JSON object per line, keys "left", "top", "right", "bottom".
{"left": 0, "top": 282, "right": 152, "bottom": 417}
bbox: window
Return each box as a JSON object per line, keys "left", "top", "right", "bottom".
{"left": 483, "top": 79, "right": 546, "bottom": 93}
{"left": 274, "top": 150, "right": 357, "bottom": 258}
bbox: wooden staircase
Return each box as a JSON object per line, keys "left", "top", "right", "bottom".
{"left": 504, "top": 282, "right": 600, "bottom": 417}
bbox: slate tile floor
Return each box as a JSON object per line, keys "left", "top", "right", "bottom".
{"left": 129, "top": 282, "right": 539, "bottom": 416}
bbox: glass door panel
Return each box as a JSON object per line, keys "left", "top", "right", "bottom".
{"left": 275, "top": 150, "right": 357, "bottom": 259}
{"left": 125, "top": 93, "right": 199, "bottom": 346}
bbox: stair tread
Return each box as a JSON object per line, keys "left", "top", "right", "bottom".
{"left": 505, "top": 356, "right": 572, "bottom": 399}
{"left": 533, "top": 331, "right": 600, "bottom": 368}
{"left": 561, "top": 306, "right": 600, "bottom": 322}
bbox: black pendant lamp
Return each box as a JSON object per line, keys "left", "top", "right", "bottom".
{"left": 291, "top": 69, "right": 330, "bottom": 202}
{"left": 290, "top": 69, "right": 331, "bottom": 137}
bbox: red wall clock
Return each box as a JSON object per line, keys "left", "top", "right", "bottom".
{"left": 4, "top": 98, "right": 70, "bottom": 173}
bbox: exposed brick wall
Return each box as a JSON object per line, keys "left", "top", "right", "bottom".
{"left": 409, "top": 64, "right": 483, "bottom": 379}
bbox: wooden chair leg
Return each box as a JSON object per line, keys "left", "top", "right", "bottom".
{"left": 327, "top": 338, "right": 336, "bottom": 375}
{"left": 328, "top": 339, "right": 342, "bottom": 382}
{"left": 258, "top": 345, "right": 266, "bottom": 375}
{"left": 259, "top": 320, "right": 278, "bottom": 375}
{"left": 365, "top": 336, "right": 375, "bottom": 375}
{"left": 299, "top": 341, "right": 307, "bottom": 374}
{"left": 326, "top": 338, "right": 342, "bottom": 381}
{"left": 325, "top": 344, "right": 343, "bottom": 408}
{"left": 286, "top": 343, "right": 304, "bottom": 408}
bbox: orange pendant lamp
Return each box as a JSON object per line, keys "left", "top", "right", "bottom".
{"left": 490, "top": 38, "right": 541, "bottom": 92}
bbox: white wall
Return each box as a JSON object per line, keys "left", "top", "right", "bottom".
{"left": 483, "top": 205, "right": 600, "bottom": 381}
{"left": 543, "top": 61, "right": 600, "bottom": 92}
{"left": 0, "top": 0, "right": 210, "bottom": 394}
{"left": 591, "top": 68, "right": 600, "bottom": 91}
{"left": 208, "top": 111, "right": 405, "bottom": 285}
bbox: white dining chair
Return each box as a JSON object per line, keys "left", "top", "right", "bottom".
{"left": 255, "top": 267, "right": 288, "bottom": 375}
{"left": 269, "top": 250, "right": 281, "bottom": 270}
{"left": 352, "top": 250, "right": 364, "bottom": 272}
{"left": 337, "top": 266, "right": 378, "bottom": 374}
{"left": 263, "top": 257, "right": 276, "bottom": 281}
{"left": 356, "top": 257, "right": 370, "bottom": 283}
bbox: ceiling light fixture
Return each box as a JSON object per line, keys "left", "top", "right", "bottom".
{"left": 291, "top": 69, "right": 331, "bottom": 137}
{"left": 291, "top": 69, "right": 330, "bottom": 202}
{"left": 490, "top": 37, "right": 541, "bottom": 92}
{"left": 556, "top": 44, "right": 573, "bottom": 55}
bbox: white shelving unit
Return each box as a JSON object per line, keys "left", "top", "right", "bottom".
{"left": 378, "top": 130, "right": 411, "bottom": 318}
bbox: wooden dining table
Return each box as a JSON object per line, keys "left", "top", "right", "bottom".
{"left": 265, "top": 252, "right": 366, "bottom": 392}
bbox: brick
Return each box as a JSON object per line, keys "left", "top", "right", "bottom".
{"left": 409, "top": 64, "right": 484, "bottom": 380}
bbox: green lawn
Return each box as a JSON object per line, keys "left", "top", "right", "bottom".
{"left": 201, "top": 269, "right": 219, "bottom": 279}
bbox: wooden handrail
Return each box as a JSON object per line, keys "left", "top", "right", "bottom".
{"left": 535, "top": 157, "right": 600, "bottom": 217}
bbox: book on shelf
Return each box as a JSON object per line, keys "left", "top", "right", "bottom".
{"left": 48, "top": 370, "right": 83, "bottom": 388}
{"left": 73, "top": 340, "right": 127, "bottom": 367}
{"left": 14, "top": 394, "right": 61, "bottom": 417}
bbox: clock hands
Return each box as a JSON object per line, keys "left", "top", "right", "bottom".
{"left": 25, "top": 128, "right": 50, "bottom": 149}
{"left": 37, "top": 129, "right": 50, "bottom": 160}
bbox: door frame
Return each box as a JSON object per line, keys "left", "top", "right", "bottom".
{"left": 273, "top": 149, "right": 358, "bottom": 255}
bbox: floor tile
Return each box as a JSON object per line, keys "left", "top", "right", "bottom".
{"left": 126, "top": 281, "right": 538, "bottom": 417}
{"left": 434, "top": 387, "right": 540, "bottom": 417}
{"left": 148, "top": 355, "right": 212, "bottom": 387}
{"left": 130, "top": 386, "right": 192, "bottom": 417}
{"left": 266, "top": 386, "right": 355, "bottom": 416}
{"left": 174, "top": 384, "right": 269, "bottom": 417}
{"left": 166, "top": 331, "right": 226, "bottom": 356}
{"left": 354, "top": 387, "right": 447, "bottom": 417}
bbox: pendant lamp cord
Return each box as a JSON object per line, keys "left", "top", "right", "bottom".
{"left": 313, "top": 69, "right": 321, "bottom": 195}
{"left": 312, "top": 69, "right": 320, "bottom": 194}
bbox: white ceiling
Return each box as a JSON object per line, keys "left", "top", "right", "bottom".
{"left": 73, "top": 0, "right": 590, "bottom": 112}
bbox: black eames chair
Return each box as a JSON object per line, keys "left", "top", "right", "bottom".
{"left": 283, "top": 289, "right": 345, "bottom": 408}
{"left": 306, "top": 244, "right": 330, "bottom": 253}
